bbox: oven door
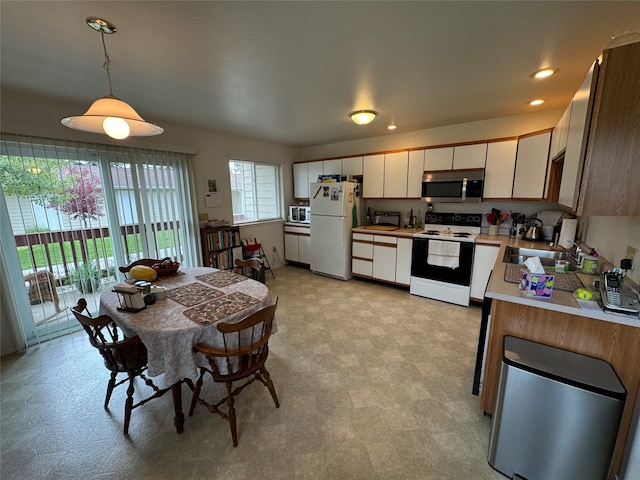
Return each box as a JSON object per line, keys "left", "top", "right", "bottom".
{"left": 411, "top": 237, "right": 474, "bottom": 286}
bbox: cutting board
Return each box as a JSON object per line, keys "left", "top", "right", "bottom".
{"left": 364, "top": 225, "right": 399, "bottom": 231}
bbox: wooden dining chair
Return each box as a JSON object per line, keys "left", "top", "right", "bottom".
{"left": 233, "top": 258, "right": 266, "bottom": 284}
{"left": 70, "top": 298, "right": 171, "bottom": 434}
{"left": 189, "top": 298, "right": 280, "bottom": 446}
{"left": 119, "top": 257, "right": 169, "bottom": 277}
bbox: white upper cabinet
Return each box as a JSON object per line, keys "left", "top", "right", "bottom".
{"left": 383, "top": 151, "right": 409, "bottom": 198}
{"left": 342, "top": 156, "right": 363, "bottom": 176}
{"left": 550, "top": 103, "right": 572, "bottom": 160}
{"left": 307, "top": 161, "right": 324, "bottom": 185}
{"left": 453, "top": 143, "right": 487, "bottom": 169}
{"left": 407, "top": 150, "right": 425, "bottom": 198}
{"left": 293, "top": 163, "right": 309, "bottom": 199}
{"left": 323, "top": 159, "right": 342, "bottom": 175}
{"left": 558, "top": 62, "right": 597, "bottom": 210}
{"left": 512, "top": 131, "right": 552, "bottom": 199}
{"left": 363, "top": 154, "right": 385, "bottom": 198}
{"left": 483, "top": 140, "right": 518, "bottom": 199}
{"left": 424, "top": 147, "right": 453, "bottom": 171}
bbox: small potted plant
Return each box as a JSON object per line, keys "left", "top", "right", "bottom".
{"left": 69, "top": 261, "right": 104, "bottom": 294}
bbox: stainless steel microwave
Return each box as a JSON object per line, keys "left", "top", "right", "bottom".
{"left": 288, "top": 205, "right": 310, "bottom": 223}
{"left": 421, "top": 170, "right": 484, "bottom": 203}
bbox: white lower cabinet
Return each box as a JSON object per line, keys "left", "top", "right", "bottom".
{"left": 470, "top": 244, "right": 500, "bottom": 300}
{"left": 373, "top": 235, "right": 397, "bottom": 282}
{"left": 395, "top": 238, "right": 413, "bottom": 286}
{"left": 284, "top": 225, "right": 311, "bottom": 265}
{"left": 352, "top": 233, "right": 374, "bottom": 276}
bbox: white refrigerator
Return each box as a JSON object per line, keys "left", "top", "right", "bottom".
{"left": 309, "top": 182, "right": 360, "bottom": 280}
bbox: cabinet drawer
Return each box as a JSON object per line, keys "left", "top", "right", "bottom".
{"left": 373, "top": 235, "right": 398, "bottom": 246}
{"left": 284, "top": 225, "right": 311, "bottom": 235}
{"left": 353, "top": 241, "right": 373, "bottom": 259}
{"left": 353, "top": 258, "right": 373, "bottom": 276}
{"left": 353, "top": 233, "right": 374, "bottom": 242}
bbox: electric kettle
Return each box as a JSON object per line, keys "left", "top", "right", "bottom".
{"left": 523, "top": 218, "right": 545, "bottom": 241}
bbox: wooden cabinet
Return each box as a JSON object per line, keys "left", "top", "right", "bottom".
{"left": 577, "top": 42, "right": 640, "bottom": 216}
{"left": 512, "top": 131, "right": 551, "bottom": 199}
{"left": 558, "top": 62, "right": 598, "bottom": 210}
{"left": 453, "top": 143, "right": 487, "bottom": 170}
{"left": 200, "top": 226, "right": 243, "bottom": 270}
{"left": 362, "top": 154, "right": 385, "bottom": 198}
{"left": 424, "top": 147, "right": 453, "bottom": 171}
{"left": 372, "top": 235, "right": 397, "bottom": 282}
{"left": 342, "top": 156, "right": 363, "bottom": 176}
{"left": 284, "top": 224, "right": 311, "bottom": 265}
{"left": 469, "top": 243, "right": 500, "bottom": 301}
{"left": 482, "top": 140, "right": 518, "bottom": 199}
{"left": 293, "top": 161, "right": 324, "bottom": 198}
{"left": 407, "top": 150, "right": 425, "bottom": 198}
{"left": 352, "top": 232, "right": 373, "bottom": 276}
{"left": 395, "top": 238, "right": 413, "bottom": 286}
{"left": 383, "top": 151, "right": 409, "bottom": 198}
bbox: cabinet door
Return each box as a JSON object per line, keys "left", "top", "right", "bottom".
{"left": 424, "top": 147, "right": 453, "bottom": 171}
{"left": 323, "top": 159, "right": 342, "bottom": 175}
{"left": 363, "top": 154, "right": 385, "bottom": 198}
{"left": 407, "top": 150, "right": 425, "bottom": 198}
{"left": 559, "top": 62, "right": 597, "bottom": 210}
{"left": 298, "top": 232, "right": 311, "bottom": 265}
{"left": 483, "top": 140, "right": 517, "bottom": 199}
{"left": 293, "top": 163, "right": 309, "bottom": 199}
{"left": 372, "top": 235, "right": 397, "bottom": 282}
{"left": 342, "top": 156, "right": 363, "bottom": 176}
{"left": 550, "top": 103, "right": 572, "bottom": 160}
{"left": 395, "top": 238, "right": 413, "bottom": 286}
{"left": 284, "top": 232, "right": 299, "bottom": 262}
{"left": 384, "top": 151, "right": 409, "bottom": 198}
{"left": 512, "top": 131, "right": 551, "bottom": 199}
{"left": 453, "top": 143, "right": 487, "bottom": 170}
{"left": 470, "top": 244, "right": 500, "bottom": 300}
{"left": 307, "top": 161, "right": 324, "bottom": 186}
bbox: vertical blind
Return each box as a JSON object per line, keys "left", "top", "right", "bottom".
{"left": 0, "top": 133, "right": 199, "bottom": 347}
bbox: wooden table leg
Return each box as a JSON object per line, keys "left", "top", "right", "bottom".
{"left": 171, "top": 381, "right": 184, "bottom": 434}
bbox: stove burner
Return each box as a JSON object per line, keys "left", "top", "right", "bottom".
{"left": 454, "top": 232, "right": 471, "bottom": 238}
{"left": 424, "top": 230, "right": 440, "bottom": 235}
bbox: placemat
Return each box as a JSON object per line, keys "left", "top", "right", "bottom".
{"left": 166, "top": 282, "right": 223, "bottom": 307}
{"left": 183, "top": 292, "right": 260, "bottom": 325}
{"left": 504, "top": 264, "right": 584, "bottom": 292}
{"left": 196, "top": 271, "right": 247, "bottom": 288}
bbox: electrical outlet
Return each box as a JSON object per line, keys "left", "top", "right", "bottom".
{"left": 625, "top": 245, "right": 637, "bottom": 270}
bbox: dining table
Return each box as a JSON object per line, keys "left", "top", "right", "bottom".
{"left": 99, "top": 266, "right": 274, "bottom": 433}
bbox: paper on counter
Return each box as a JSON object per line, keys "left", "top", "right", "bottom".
{"left": 524, "top": 256, "right": 546, "bottom": 274}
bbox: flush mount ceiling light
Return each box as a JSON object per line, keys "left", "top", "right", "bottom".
{"left": 61, "top": 17, "right": 163, "bottom": 140}
{"left": 349, "top": 110, "right": 377, "bottom": 125}
{"left": 532, "top": 68, "right": 557, "bottom": 79}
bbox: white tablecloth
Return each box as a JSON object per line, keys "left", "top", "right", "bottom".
{"left": 99, "top": 267, "right": 273, "bottom": 385}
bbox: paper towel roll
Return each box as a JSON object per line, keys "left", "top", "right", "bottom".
{"left": 558, "top": 218, "right": 578, "bottom": 249}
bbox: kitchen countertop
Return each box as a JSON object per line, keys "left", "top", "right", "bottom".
{"left": 353, "top": 226, "right": 422, "bottom": 237}
{"left": 482, "top": 233, "right": 640, "bottom": 328}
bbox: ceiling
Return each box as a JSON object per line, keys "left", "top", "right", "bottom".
{"left": 2, "top": 1, "right": 639, "bottom": 148}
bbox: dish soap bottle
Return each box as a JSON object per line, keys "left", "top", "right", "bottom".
{"left": 416, "top": 209, "right": 423, "bottom": 229}
{"left": 365, "top": 208, "right": 372, "bottom": 226}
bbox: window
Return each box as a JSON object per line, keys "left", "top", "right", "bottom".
{"left": 229, "top": 159, "right": 281, "bottom": 224}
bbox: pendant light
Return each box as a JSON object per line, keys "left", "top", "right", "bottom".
{"left": 61, "top": 17, "right": 163, "bottom": 139}
{"left": 349, "top": 110, "right": 377, "bottom": 125}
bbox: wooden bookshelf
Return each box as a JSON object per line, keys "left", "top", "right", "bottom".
{"left": 200, "top": 226, "right": 243, "bottom": 270}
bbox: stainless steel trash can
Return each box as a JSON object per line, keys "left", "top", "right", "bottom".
{"left": 488, "top": 336, "right": 626, "bottom": 480}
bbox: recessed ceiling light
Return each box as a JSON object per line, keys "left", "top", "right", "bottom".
{"left": 387, "top": 124, "right": 397, "bottom": 130}
{"left": 529, "top": 99, "right": 545, "bottom": 106}
{"left": 532, "top": 68, "right": 557, "bottom": 79}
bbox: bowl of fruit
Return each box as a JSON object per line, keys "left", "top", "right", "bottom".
{"left": 152, "top": 258, "right": 180, "bottom": 277}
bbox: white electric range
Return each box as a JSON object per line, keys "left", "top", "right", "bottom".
{"left": 410, "top": 213, "right": 482, "bottom": 306}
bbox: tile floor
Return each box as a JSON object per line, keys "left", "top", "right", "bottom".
{"left": 1, "top": 265, "right": 504, "bottom": 479}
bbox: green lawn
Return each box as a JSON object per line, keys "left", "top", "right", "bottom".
{"left": 18, "top": 230, "right": 178, "bottom": 271}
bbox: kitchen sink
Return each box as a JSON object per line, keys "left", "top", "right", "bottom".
{"left": 502, "top": 246, "right": 577, "bottom": 271}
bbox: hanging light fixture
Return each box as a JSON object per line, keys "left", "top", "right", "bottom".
{"left": 61, "top": 17, "right": 163, "bottom": 139}
{"left": 349, "top": 110, "right": 377, "bottom": 125}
